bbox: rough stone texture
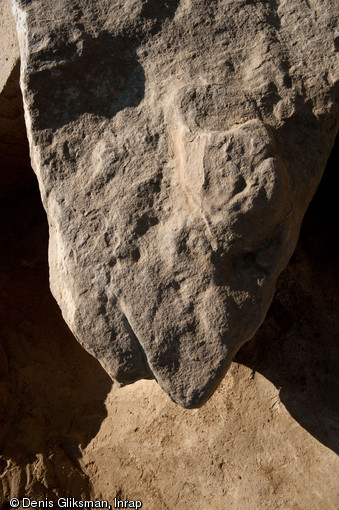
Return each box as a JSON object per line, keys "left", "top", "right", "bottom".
{"left": 11, "top": 0, "right": 339, "bottom": 406}
{"left": 0, "top": 37, "right": 338, "bottom": 507}
{"left": 0, "top": 131, "right": 338, "bottom": 508}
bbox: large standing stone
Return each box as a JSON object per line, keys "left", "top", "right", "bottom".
{"left": 11, "top": 0, "right": 338, "bottom": 407}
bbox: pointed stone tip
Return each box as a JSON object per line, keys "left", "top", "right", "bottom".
{"left": 154, "top": 354, "right": 235, "bottom": 409}
{"left": 13, "top": 0, "right": 339, "bottom": 407}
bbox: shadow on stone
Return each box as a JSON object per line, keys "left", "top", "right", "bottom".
{"left": 27, "top": 32, "right": 145, "bottom": 131}
{"left": 140, "top": 0, "right": 181, "bottom": 34}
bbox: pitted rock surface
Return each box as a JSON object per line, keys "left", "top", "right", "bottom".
{"left": 11, "top": 0, "right": 338, "bottom": 406}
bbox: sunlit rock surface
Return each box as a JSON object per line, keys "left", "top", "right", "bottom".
{"left": 11, "top": 0, "right": 339, "bottom": 406}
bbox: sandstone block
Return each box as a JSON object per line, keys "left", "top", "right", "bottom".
{"left": 11, "top": 0, "right": 339, "bottom": 406}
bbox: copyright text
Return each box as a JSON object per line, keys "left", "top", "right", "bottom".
{"left": 9, "top": 498, "right": 142, "bottom": 509}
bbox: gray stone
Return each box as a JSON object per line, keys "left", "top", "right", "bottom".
{"left": 11, "top": 0, "right": 339, "bottom": 407}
